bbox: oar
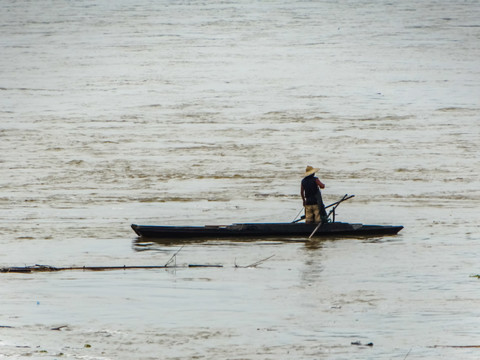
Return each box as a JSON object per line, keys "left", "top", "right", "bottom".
{"left": 292, "top": 207, "right": 304, "bottom": 223}
{"left": 325, "top": 194, "right": 355, "bottom": 209}
{"left": 292, "top": 215, "right": 305, "bottom": 223}
{"left": 308, "top": 195, "right": 346, "bottom": 239}
{"left": 309, "top": 194, "right": 353, "bottom": 239}
{"left": 308, "top": 221, "right": 323, "bottom": 239}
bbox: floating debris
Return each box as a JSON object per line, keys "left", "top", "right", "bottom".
{"left": 0, "top": 264, "right": 222, "bottom": 273}
{"left": 234, "top": 255, "right": 275, "bottom": 268}
{"left": 51, "top": 325, "right": 68, "bottom": 331}
{"left": 351, "top": 341, "right": 374, "bottom": 347}
{"left": 432, "top": 345, "right": 480, "bottom": 348}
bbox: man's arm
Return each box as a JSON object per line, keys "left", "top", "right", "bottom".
{"left": 316, "top": 178, "right": 325, "bottom": 189}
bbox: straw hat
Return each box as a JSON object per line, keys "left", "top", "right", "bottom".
{"left": 303, "top": 165, "right": 319, "bottom": 177}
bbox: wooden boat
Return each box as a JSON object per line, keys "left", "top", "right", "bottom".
{"left": 131, "top": 222, "right": 403, "bottom": 239}
{"left": 131, "top": 195, "right": 403, "bottom": 240}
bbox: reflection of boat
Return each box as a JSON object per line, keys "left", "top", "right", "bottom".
{"left": 131, "top": 222, "right": 403, "bottom": 239}
{"left": 131, "top": 195, "right": 403, "bottom": 240}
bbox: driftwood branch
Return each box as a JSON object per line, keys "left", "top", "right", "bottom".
{"left": 0, "top": 252, "right": 277, "bottom": 273}
{"left": 235, "top": 255, "right": 275, "bottom": 268}
{"left": 165, "top": 246, "right": 184, "bottom": 267}
{"left": 188, "top": 264, "right": 223, "bottom": 268}
{"left": 0, "top": 263, "right": 222, "bottom": 273}
{"left": 432, "top": 345, "right": 480, "bottom": 348}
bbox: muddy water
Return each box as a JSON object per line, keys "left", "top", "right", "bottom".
{"left": 1, "top": 0, "right": 479, "bottom": 358}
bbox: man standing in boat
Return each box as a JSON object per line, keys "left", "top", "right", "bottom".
{"left": 301, "top": 166, "right": 328, "bottom": 224}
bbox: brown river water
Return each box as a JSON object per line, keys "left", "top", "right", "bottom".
{"left": 1, "top": 0, "right": 479, "bottom": 359}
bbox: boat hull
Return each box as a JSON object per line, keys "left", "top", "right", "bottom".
{"left": 131, "top": 222, "right": 403, "bottom": 239}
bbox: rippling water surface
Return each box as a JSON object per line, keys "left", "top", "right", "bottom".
{"left": 1, "top": 0, "right": 479, "bottom": 358}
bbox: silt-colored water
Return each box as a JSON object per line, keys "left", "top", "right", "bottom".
{"left": 1, "top": 0, "right": 479, "bottom": 358}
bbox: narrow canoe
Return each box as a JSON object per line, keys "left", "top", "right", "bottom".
{"left": 131, "top": 222, "right": 403, "bottom": 239}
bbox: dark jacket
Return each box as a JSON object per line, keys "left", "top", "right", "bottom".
{"left": 301, "top": 175, "right": 320, "bottom": 205}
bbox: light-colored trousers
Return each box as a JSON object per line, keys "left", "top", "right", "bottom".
{"left": 305, "top": 205, "right": 321, "bottom": 223}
